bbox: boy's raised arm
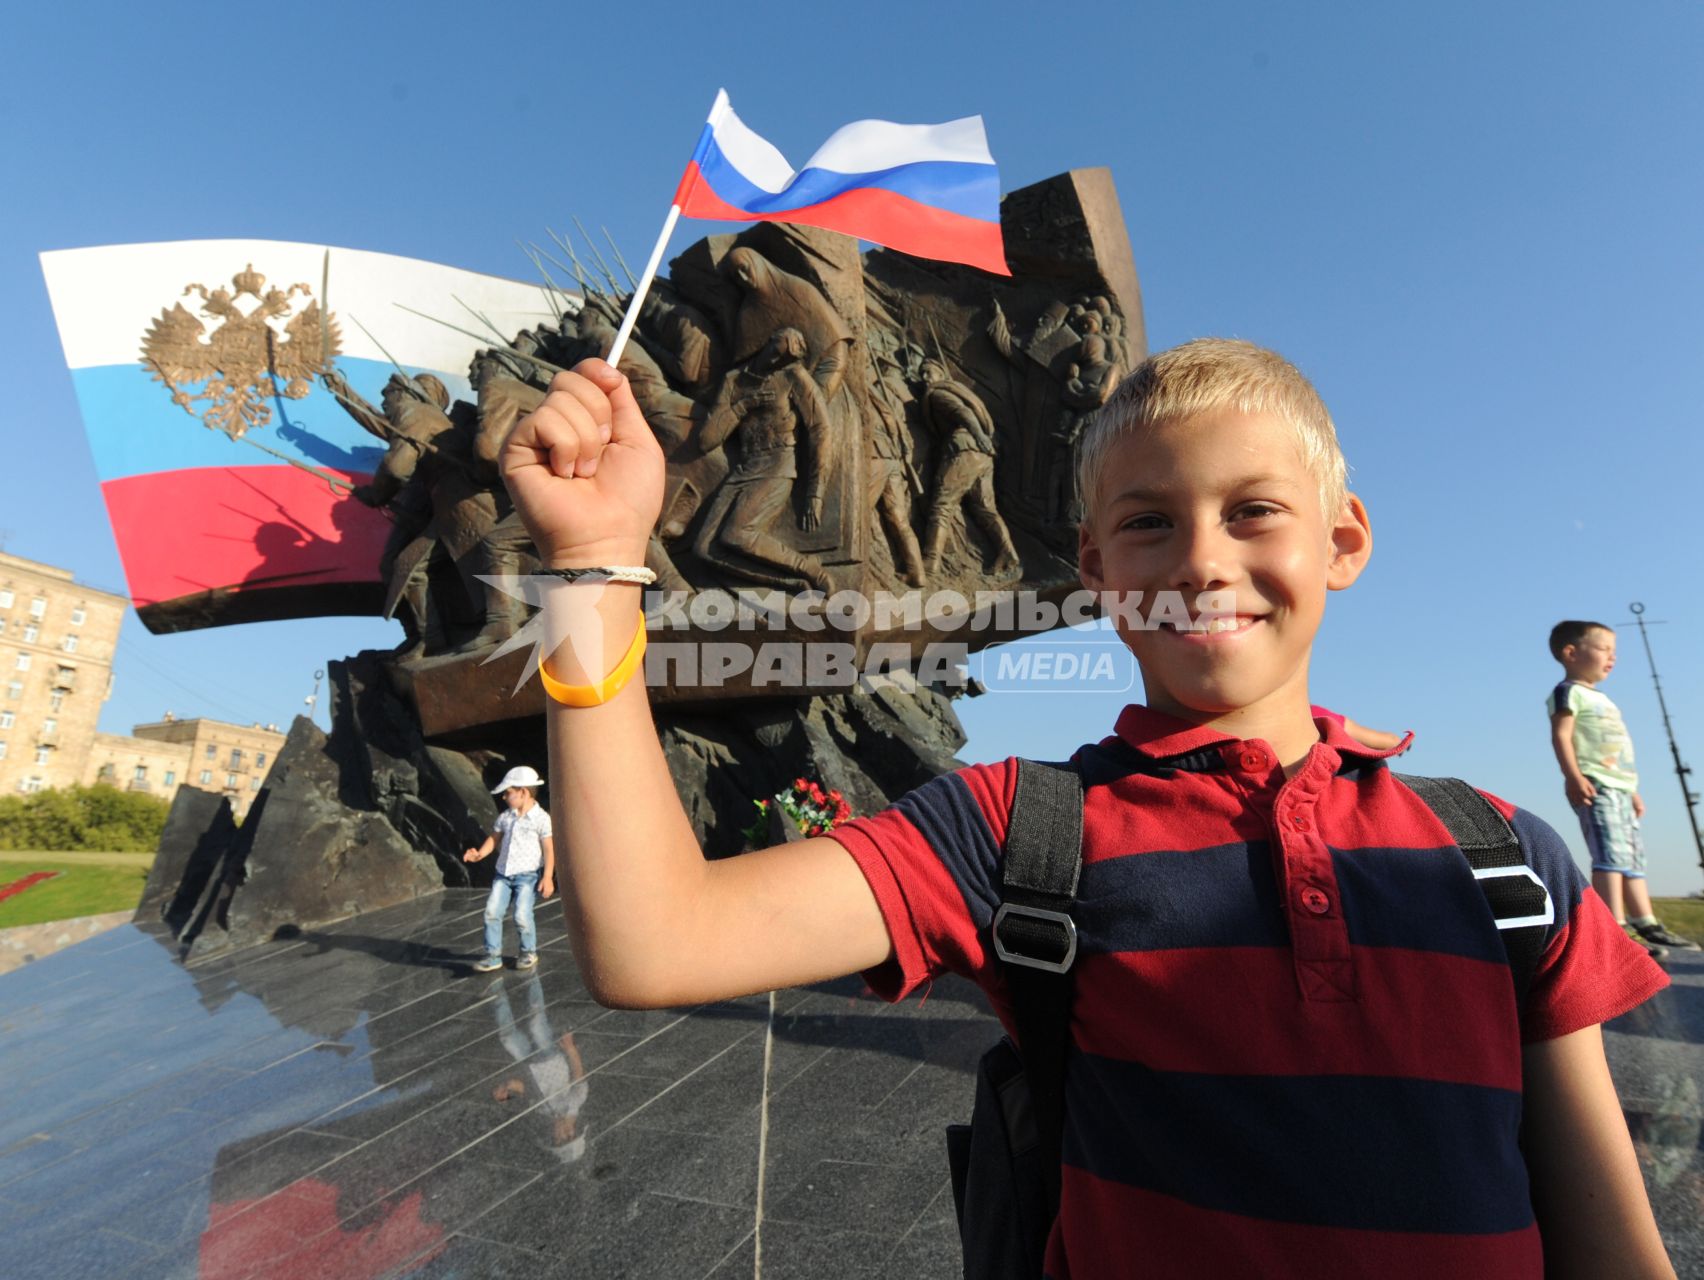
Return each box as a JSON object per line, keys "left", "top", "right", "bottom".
{"left": 1522, "top": 1025, "right": 1675, "bottom": 1278}
{"left": 504, "top": 361, "right": 893, "bottom": 1008}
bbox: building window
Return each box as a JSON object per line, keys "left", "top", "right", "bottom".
{"left": 6, "top": 683, "right": 19, "bottom": 700}
{"left": 48, "top": 692, "right": 63, "bottom": 712}
{"left": 42, "top": 718, "right": 56, "bottom": 736}
{"left": 205, "top": 744, "right": 216, "bottom": 758}
{"left": 199, "top": 770, "right": 212, "bottom": 785}
{"left": 54, "top": 666, "right": 74, "bottom": 688}
{"left": 14, "top": 652, "right": 29, "bottom": 671}
{"left": 61, "top": 636, "right": 77, "bottom": 654}
{"left": 34, "top": 747, "right": 50, "bottom": 766}
{"left": 225, "top": 772, "right": 238, "bottom": 789}
{"left": 23, "top": 777, "right": 43, "bottom": 793}
{"left": 22, "top": 624, "right": 37, "bottom": 643}
{"left": 0, "top": 742, "right": 7, "bottom": 760}
{"left": 0, "top": 589, "right": 11, "bottom": 608}
{"left": 28, "top": 598, "right": 45, "bottom": 619}
{"left": 229, "top": 748, "right": 243, "bottom": 768}
{"left": 132, "top": 765, "right": 147, "bottom": 782}
{"left": 0, "top": 711, "right": 11, "bottom": 729}
{"left": 255, "top": 752, "right": 267, "bottom": 769}
{"left": 70, "top": 607, "right": 85, "bottom": 626}
{"left": 164, "top": 770, "right": 176, "bottom": 786}
{"left": 250, "top": 777, "right": 262, "bottom": 791}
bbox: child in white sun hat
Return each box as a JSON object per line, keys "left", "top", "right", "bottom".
{"left": 465, "top": 765, "right": 555, "bottom": 972}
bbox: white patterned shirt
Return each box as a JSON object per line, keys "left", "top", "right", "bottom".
{"left": 494, "top": 804, "right": 553, "bottom": 876}
{"left": 1547, "top": 681, "right": 1638, "bottom": 791}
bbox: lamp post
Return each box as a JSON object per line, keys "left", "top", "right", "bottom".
{"left": 1627, "top": 603, "right": 1704, "bottom": 880}
{"left": 304, "top": 668, "right": 325, "bottom": 727}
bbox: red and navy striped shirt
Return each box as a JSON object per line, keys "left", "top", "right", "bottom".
{"left": 828, "top": 705, "right": 1666, "bottom": 1279}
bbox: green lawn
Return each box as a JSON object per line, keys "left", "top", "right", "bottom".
{"left": 1655, "top": 897, "right": 1704, "bottom": 942}
{"left": 0, "top": 859, "right": 150, "bottom": 928}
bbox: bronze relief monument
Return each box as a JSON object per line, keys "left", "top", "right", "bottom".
{"left": 141, "top": 168, "right": 1146, "bottom": 952}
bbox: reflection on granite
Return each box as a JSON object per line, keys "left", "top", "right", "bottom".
{"left": 0, "top": 892, "right": 992, "bottom": 1279}
{"left": 3, "top": 892, "right": 1699, "bottom": 1278}
{"left": 1604, "top": 952, "right": 1704, "bottom": 1278}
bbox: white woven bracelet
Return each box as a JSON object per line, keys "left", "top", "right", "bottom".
{"left": 541, "top": 565, "right": 657, "bottom": 585}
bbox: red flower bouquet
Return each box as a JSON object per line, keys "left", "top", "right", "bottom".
{"left": 744, "top": 777, "right": 853, "bottom": 844}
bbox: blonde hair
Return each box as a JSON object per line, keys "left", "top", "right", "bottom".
{"left": 1074, "top": 338, "right": 1348, "bottom": 520}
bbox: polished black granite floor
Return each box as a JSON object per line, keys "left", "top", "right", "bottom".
{"left": 0, "top": 892, "right": 994, "bottom": 1279}
{"left": 1, "top": 892, "right": 1699, "bottom": 1279}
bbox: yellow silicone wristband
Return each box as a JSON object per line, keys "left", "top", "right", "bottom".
{"left": 538, "top": 615, "right": 648, "bottom": 707}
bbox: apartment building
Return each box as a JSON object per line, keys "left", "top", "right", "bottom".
{"left": 121, "top": 714, "right": 286, "bottom": 820}
{"left": 82, "top": 730, "right": 194, "bottom": 807}
{"left": 0, "top": 551, "right": 126, "bottom": 796}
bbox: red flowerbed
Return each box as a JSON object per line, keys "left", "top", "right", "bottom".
{"left": 0, "top": 871, "right": 61, "bottom": 905}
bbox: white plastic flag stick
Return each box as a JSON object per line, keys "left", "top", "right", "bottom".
{"left": 604, "top": 202, "right": 680, "bottom": 367}
{"left": 604, "top": 91, "right": 727, "bottom": 367}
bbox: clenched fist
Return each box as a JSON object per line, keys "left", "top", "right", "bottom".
{"left": 500, "top": 359, "right": 667, "bottom": 570}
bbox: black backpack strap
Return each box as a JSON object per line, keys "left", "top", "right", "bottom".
{"left": 993, "top": 758, "right": 1085, "bottom": 1214}
{"left": 1393, "top": 773, "right": 1553, "bottom": 1011}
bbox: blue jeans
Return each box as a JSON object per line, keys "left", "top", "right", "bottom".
{"left": 483, "top": 871, "right": 539, "bottom": 957}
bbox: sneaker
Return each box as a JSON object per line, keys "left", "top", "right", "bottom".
{"left": 1623, "top": 923, "right": 1669, "bottom": 962}
{"left": 1632, "top": 920, "right": 1702, "bottom": 951}
{"left": 516, "top": 952, "right": 538, "bottom": 971}
{"left": 471, "top": 954, "right": 504, "bottom": 973}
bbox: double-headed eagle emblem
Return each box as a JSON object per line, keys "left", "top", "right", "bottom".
{"left": 140, "top": 264, "right": 341, "bottom": 439}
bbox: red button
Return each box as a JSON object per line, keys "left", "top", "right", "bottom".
{"left": 1300, "top": 887, "right": 1331, "bottom": 915}
{"left": 1291, "top": 815, "right": 1311, "bottom": 832}
{"left": 1240, "top": 751, "right": 1265, "bottom": 771}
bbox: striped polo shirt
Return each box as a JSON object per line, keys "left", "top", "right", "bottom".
{"left": 829, "top": 705, "right": 1666, "bottom": 1279}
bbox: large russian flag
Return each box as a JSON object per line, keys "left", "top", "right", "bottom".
{"left": 40, "top": 240, "right": 557, "bottom": 633}
{"left": 674, "top": 90, "right": 1009, "bottom": 276}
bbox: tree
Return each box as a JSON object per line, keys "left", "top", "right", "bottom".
{"left": 0, "top": 784, "right": 169, "bottom": 852}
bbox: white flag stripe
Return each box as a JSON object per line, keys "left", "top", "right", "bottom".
{"left": 801, "top": 115, "right": 995, "bottom": 175}
{"left": 706, "top": 94, "right": 997, "bottom": 195}
{"left": 41, "top": 239, "right": 557, "bottom": 372}
{"left": 708, "top": 101, "right": 797, "bottom": 195}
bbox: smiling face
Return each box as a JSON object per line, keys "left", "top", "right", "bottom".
{"left": 1078, "top": 408, "right": 1372, "bottom": 726}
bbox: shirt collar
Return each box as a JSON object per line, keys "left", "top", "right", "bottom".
{"left": 1111, "top": 703, "right": 1413, "bottom": 763}
{"left": 1112, "top": 704, "right": 1241, "bottom": 758}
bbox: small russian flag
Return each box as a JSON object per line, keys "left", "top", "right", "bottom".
{"left": 672, "top": 90, "right": 1009, "bottom": 276}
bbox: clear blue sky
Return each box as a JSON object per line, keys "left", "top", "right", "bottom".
{"left": 4, "top": 1, "right": 1701, "bottom": 892}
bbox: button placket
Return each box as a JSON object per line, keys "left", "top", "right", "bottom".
{"left": 1275, "top": 767, "right": 1356, "bottom": 1003}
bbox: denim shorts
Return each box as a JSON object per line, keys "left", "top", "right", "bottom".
{"left": 1576, "top": 786, "right": 1645, "bottom": 877}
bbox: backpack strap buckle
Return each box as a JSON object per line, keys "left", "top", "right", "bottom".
{"left": 1472, "top": 864, "right": 1555, "bottom": 930}
{"left": 992, "top": 902, "right": 1078, "bottom": 974}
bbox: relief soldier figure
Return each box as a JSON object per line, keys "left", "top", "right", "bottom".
{"left": 917, "top": 360, "right": 1021, "bottom": 580}
{"left": 867, "top": 392, "right": 926, "bottom": 587}
{"left": 723, "top": 248, "right": 853, "bottom": 403}
{"left": 691, "top": 328, "right": 836, "bottom": 594}
{"left": 468, "top": 349, "right": 547, "bottom": 483}
{"left": 323, "top": 368, "right": 500, "bottom": 659}
{"left": 633, "top": 285, "right": 724, "bottom": 394}
{"left": 323, "top": 370, "right": 451, "bottom": 657}
{"left": 1051, "top": 326, "right": 1124, "bottom": 524}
